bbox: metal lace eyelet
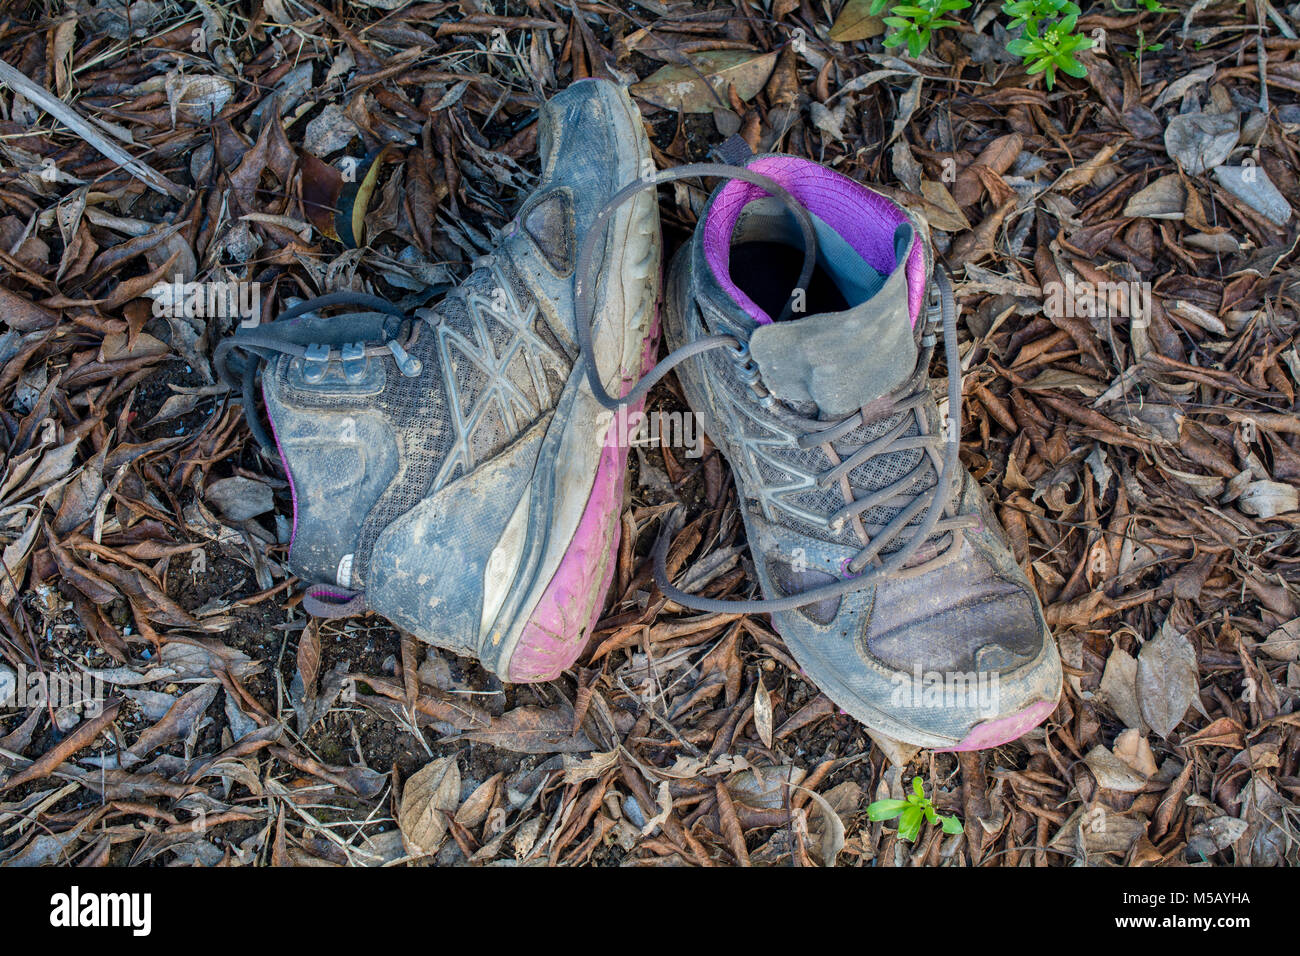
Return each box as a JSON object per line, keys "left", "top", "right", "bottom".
{"left": 923, "top": 285, "right": 943, "bottom": 341}
{"left": 340, "top": 342, "right": 366, "bottom": 383}
{"left": 726, "top": 339, "right": 775, "bottom": 407}
{"left": 728, "top": 342, "right": 760, "bottom": 382}
{"left": 301, "top": 342, "right": 330, "bottom": 383}
{"left": 387, "top": 340, "right": 422, "bottom": 377}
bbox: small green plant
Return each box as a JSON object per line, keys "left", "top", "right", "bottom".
{"left": 1002, "top": 0, "right": 1069, "bottom": 33}
{"left": 866, "top": 776, "right": 964, "bottom": 842}
{"left": 1111, "top": 0, "right": 1172, "bottom": 12}
{"left": 1130, "top": 26, "right": 1164, "bottom": 56}
{"left": 869, "top": 0, "right": 973, "bottom": 58}
{"left": 1002, "top": 0, "right": 1092, "bottom": 90}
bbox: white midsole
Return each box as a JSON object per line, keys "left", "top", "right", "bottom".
{"left": 485, "top": 85, "right": 659, "bottom": 674}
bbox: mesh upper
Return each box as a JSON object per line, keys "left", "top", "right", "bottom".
{"left": 697, "top": 334, "right": 937, "bottom": 551}
{"left": 268, "top": 257, "right": 570, "bottom": 589}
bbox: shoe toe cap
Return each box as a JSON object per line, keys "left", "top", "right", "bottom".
{"left": 769, "top": 569, "right": 1062, "bottom": 749}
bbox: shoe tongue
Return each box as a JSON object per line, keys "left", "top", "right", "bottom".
{"left": 748, "top": 226, "right": 920, "bottom": 420}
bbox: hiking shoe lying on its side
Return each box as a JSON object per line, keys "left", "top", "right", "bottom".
{"left": 653, "top": 156, "right": 1061, "bottom": 750}
{"left": 217, "top": 79, "right": 660, "bottom": 682}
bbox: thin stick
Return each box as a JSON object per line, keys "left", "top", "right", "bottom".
{"left": 0, "top": 58, "right": 189, "bottom": 202}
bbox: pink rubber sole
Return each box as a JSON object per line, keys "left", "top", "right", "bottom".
{"left": 935, "top": 698, "right": 1056, "bottom": 752}
{"left": 505, "top": 411, "right": 630, "bottom": 682}
{"left": 506, "top": 318, "right": 661, "bottom": 683}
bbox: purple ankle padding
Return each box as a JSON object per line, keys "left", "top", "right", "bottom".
{"left": 701, "top": 156, "right": 927, "bottom": 327}
{"left": 262, "top": 377, "right": 299, "bottom": 549}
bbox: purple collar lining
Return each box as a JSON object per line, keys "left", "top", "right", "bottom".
{"left": 701, "top": 156, "right": 926, "bottom": 327}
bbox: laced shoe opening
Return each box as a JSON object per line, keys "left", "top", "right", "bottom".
{"left": 701, "top": 156, "right": 928, "bottom": 326}
{"left": 729, "top": 240, "right": 849, "bottom": 319}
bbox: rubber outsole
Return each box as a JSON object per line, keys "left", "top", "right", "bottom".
{"left": 498, "top": 82, "right": 661, "bottom": 682}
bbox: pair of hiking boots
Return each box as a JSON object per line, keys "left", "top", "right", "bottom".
{"left": 218, "top": 80, "right": 1062, "bottom": 751}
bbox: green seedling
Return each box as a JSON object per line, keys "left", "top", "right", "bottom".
{"left": 1130, "top": 26, "right": 1164, "bottom": 57}
{"left": 1111, "top": 0, "right": 1173, "bottom": 13}
{"left": 1002, "top": 0, "right": 1077, "bottom": 33}
{"left": 866, "top": 776, "right": 964, "bottom": 842}
{"left": 869, "top": 0, "right": 973, "bottom": 58}
{"left": 1002, "top": 0, "right": 1092, "bottom": 90}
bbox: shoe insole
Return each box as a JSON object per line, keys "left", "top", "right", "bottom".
{"left": 729, "top": 241, "right": 850, "bottom": 320}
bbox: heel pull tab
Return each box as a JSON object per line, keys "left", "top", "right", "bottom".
{"left": 303, "top": 587, "right": 367, "bottom": 618}
{"left": 710, "top": 133, "right": 754, "bottom": 166}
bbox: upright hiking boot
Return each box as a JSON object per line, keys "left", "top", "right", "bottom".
{"left": 219, "top": 79, "right": 660, "bottom": 682}
{"left": 649, "top": 155, "right": 1061, "bottom": 750}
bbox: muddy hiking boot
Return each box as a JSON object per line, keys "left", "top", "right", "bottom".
{"left": 217, "top": 78, "right": 661, "bottom": 682}
{"left": 573, "top": 154, "right": 1062, "bottom": 750}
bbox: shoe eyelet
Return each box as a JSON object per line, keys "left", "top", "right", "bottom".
{"left": 301, "top": 342, "right": 330, "bottom": 384}
{"left": 340, "top": 342, "right": 366, "bottom": 383}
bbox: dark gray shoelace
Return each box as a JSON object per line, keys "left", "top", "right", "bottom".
{"left": 573, "top": 164, "right": 968, "bottom": 615}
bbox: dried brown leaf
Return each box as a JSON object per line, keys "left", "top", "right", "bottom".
{"left": 398, "top": 755, "right": 460, "bottom": 858}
